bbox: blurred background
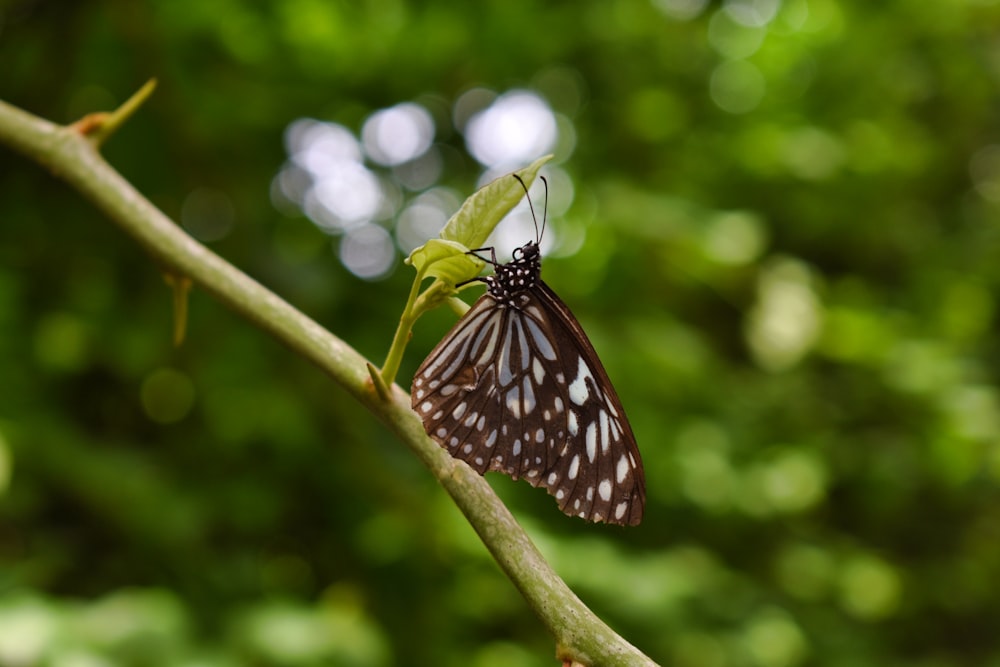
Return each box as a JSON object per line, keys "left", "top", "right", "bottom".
{"left": 1, "top": 1, "right": 999, "bottom": 665}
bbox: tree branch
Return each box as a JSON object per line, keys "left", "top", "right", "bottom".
{"left": 0, "top": 93, "right": 657, "bottom": 667}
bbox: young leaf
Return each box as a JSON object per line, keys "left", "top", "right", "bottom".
{"left": 407, "top": 238, "right": 484, "bottom": 285}
{"left": 439, "top": 155, "right": 552, "bottom": 250}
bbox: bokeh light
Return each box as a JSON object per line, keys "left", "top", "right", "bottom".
{"left": 339, "top": 223, "right": 395, "bottom": 280}
{"left": 740, "top": 608, "right": 808, "bottom": 667}
{"left": 287, "top": 120, "right": 362, "bottom": 172}
{"left": 394, "top": 188, "right": 459, "bottom": 254}
{"left": 838, "top": 556, "right": 903, "bottom": 621}
{"left": 310, "top": 161, "right": 383, "bottom": 230}
{"left": 361, "top": 102, "right": 435, "bottom": 167}
{"left": 710, "top": 60, "right": 767, "bottom": 113}
{"left": 701, "top": 210, "right": 768, "bottom": 265}
{"left": 463, "top": 90, "right": 558, "bottom": 169}
{"left": 708, "top": 9, "right": 767, "bottom": 59}
{"left": 274, "top": 90, "right": 567, "bottom": 278}
{"left": 745, "top": 258, "right": 823, "bottom": 371}
{"left": 725, "top": 0, "right": 781, "bottom": 27}
{"left": 281, "top": 119, "right": 385, "bottom": 236}
{"left": 181, "top": 187, "right": 235, "bottom": 242}
{"left": 141, "top": 368, "right": 196, "bottom": 424}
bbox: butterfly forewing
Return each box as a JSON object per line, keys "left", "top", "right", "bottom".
{"left": 412, "top": 270, "right": 645, "bottom": 526}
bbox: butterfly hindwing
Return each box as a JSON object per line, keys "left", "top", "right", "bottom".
{"left": 522, "top": 281, "right": 644, "bottom": 525}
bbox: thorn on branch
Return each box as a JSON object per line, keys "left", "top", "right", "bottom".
{"left": 367, "top": 362, "right": 392, "bottom": 402}
{"left": 71, "top": 78, "right": 158, "bottom": 148}
{"left": 163, "top": 271, "right": 193, "bottom": 347}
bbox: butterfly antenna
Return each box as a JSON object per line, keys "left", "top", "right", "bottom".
{"left": 513, "top": 174, "right": 548, "bottom": 243}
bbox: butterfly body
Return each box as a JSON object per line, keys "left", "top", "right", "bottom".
{"left": 412, "top": 236, "right": 646, "bottom": 526}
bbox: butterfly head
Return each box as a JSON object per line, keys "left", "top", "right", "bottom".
{"left": 478, "top": 175, "right": 546, "bottom": 305}
{"left": 512, "top": 240, "right": 540, "bottom": 262}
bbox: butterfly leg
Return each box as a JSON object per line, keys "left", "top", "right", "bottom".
{"left": 456, "top": 247, "right": 499, "bottom": 289}
{"left": 465, "top": 246, "right": 500, "bottom": 267}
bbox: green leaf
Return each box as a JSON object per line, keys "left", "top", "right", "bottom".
{"left": 406, "top": 238, "right": 484, "bottom": 284}
{"left": 405, "top": 156, "right": 552, "bottom": 287}
{"left": 439, "top": 155, "right": 553, "bottom": 250}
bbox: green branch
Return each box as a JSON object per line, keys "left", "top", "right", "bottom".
{"left": 0, "top": 90, "right": 657, "bottom": 667}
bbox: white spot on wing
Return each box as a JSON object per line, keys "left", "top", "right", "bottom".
{"left": 585, "top": 422, "right": 597, "bottom": 462}
{"left": 513, "top": 317, "right": 530, "bottom": 372}
{"left": 506, "top": 386, "right": 521, "bottom": 418}
{"left": 525, "top": 316, "right": 557, "bottom": 360}
{"left": 522, "top": 374, "right": 536, "bottom": 415}
{"left": 599, "top": 479, "right": 611, "bottom": 501}
{"left": 617, "top": 454, "right": 629, "bottom": 483}
{"left": 599, "top": 410, "right": 610, "bottom": 453}
{"left": 568, "top": 357, "right": 594, "bottom": 406}
{"left": 568, "top": 455, "right": 580, "bottom": 480}
{"left": 525, "top": 304, "right": 545, "bottom": 320}
{"left": 567, "top": 410, "right": 579, "bottom": 436}
{"left": 497, "top": 317, "right": 518, "bottom": 386}
{"left": 532, "top": 358, "right": 545, "bottom": 385}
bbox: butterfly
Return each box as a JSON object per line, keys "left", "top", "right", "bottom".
{"left": 411, "top": 176, "right": 645, "bottom": 526}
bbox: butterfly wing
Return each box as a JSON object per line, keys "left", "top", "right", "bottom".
{"left": 412, "top": 281, "right": 645, "bottom": 526}
{"left": 524, "top": 281, "right": 645, "bottom": 525}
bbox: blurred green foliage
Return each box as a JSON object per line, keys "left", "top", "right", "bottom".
{"left": 2, "top": 1, "right": 1000, "bottom": 665}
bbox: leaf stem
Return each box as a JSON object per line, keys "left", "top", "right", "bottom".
{"left": 380, "top": 268, "right": 426, "bottom": 388}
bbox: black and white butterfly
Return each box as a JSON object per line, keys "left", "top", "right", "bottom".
{"left": 411, "top": 176, "right": 645, "bottom": 526}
